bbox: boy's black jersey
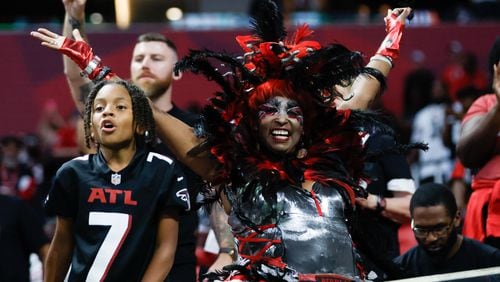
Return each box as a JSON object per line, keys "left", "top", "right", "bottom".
{"left": 45, "top": 146, "right": 189, "bottom": 281}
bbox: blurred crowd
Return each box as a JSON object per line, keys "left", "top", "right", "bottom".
{"left": 263, "top": 0, "right": 499, "bottom": 24}
{"left": 402, "top": 40, "right": 492, "bottom": 216}
{"left": 4, "top": 0, "right": 499, "bottom": 28}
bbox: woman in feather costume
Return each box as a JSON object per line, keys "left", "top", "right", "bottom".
{"left": 151, "top": 3, "right": 414, "bottom": 280}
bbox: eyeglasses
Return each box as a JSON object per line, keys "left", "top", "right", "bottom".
{"left": 411, "top": 220, "right": 453, "bottom": 238}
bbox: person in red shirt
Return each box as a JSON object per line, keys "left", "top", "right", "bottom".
{"left": 456, "top": 36, "right": 500, "bottom": 249}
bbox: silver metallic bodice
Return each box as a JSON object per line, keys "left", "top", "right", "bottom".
{"left": 228, "top": 182, "right": 358, "bottom": 278}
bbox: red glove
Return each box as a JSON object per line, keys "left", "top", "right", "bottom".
{"left": 375, "top": 12, "right": 405, "bottom": 61}
{"left": 59, "top": 37, "right": 115, "bottom": 81}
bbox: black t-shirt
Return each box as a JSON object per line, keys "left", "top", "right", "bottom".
{"left": 394, "top": 237, "right": 500, "bottom": 277}
{"left": 364, "top": 133, "right": 413, "bottom": 196}
{"left": 0, "top": 195, "right": 50, "bottom": 282}
{"left": 359, "top": 132, "right": 413, "bottom": 259}
{"left": 45, "top": 145, "right": 189, "bottom": 281}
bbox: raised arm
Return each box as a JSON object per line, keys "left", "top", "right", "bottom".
{"left": 337, "top": 7, "right": 412, "bottom": 110}
{"left": 457, "top": 63, "right": 500, "bottom": 168}
{"left": 61, "top": 0, "right": 92, "bottom": 113}
{"left": 30, "top": 27, "right": 117, "bottom": 111}
{"left": 152, "top": 107, "right": 219, "bottom": 181}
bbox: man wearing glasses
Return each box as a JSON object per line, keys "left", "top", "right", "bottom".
{"left": 393, "top": 183, "right": 500, "bottom": 278}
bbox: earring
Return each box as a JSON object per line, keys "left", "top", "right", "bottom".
{"left": 296, "top": 148, "right": 307, "bottom": 159}
{"left": 296, "top": 137, "right": 307, "bottom": 159}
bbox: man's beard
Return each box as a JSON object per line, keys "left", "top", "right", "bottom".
{"left": 423, "top": 228, "right": 458, "bottom": 262}
{"left": 137, "top": 80, "right": 169, "bottom": 101}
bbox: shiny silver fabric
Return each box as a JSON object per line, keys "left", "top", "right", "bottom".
{"left": 228, "top": 182, "right": 359, "bottom": 279}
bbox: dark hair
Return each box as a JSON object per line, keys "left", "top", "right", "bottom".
{"left": 456, "top": 85, "right": 481, "bottom": 101}
{"left": 83, "top": 79, "right": 156, "bottom": 148}
{"left": 0, "top": 135, "right": 24, "bottom": 148}
{"left": 137, "top": 32, "right": 177, "bottom": 52}
{"left": 410, "top": 183, "right": 457, "bottom": 218}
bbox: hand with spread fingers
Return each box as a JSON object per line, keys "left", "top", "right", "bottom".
{"left": 30, "top": 28, "right": 114, "bottom": 81}
{"left": 30, "top": 28, "right": 77, "bottom": 50}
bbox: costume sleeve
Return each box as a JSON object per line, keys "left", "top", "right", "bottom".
{"left": 44, "top": 163, "right": 79, "bottom": 218}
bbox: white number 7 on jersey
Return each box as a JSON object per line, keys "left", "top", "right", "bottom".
{"left": 86, "top": 212, "right": 131, "bottom": 281}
